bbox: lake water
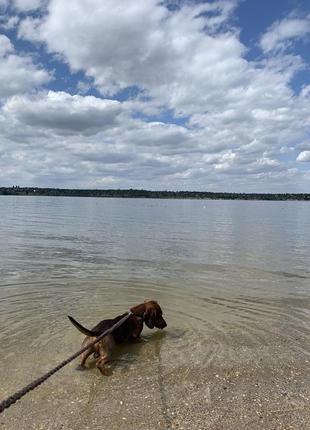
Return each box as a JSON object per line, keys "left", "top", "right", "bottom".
{"left": 0, "top": 196, "right": 310, "bottom": 429}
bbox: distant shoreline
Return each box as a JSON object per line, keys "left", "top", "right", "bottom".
{"left": 0, "top": 187, "right": 309, "bottom": 201}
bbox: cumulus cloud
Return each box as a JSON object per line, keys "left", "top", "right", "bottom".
{"left": 0, "top": 0, "right": 8, "bottom": 9}
{"left": 0, "top": 35, "right": 50, "bottom": 98}
{"left": 18, "top": 0, "right": 243, "bottom": 115}
{"left": 17, "top": 16, "right": 42, "bottom": 41}
{"left": 260, "top": 16, "right": 310, "bottom": 53}
{"left": 0, "top": 15, "right": 19, "bottom": 30}
{"left": 0, "top": 33, "right": 12, "bottom": 55}
{"left": 297, "top": 151, "right": 310, "bottom": 162}
{"left": 4, "top": 91, "right": 124, "bottom": 135}
{"left": 0, "top": 0, "right": 308, "bottom": 191}
{"left": 13, "top": 0, "right": 45, "bottom": 12}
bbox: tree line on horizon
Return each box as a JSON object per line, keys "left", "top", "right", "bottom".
{"left": 0, "top": 186, "right": 309, "bottom": 201}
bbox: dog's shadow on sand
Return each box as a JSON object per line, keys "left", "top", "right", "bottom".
{"left": 81, "top": 330, "right": 167, "bottom": 376}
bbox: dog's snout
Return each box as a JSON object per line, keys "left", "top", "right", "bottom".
{"left": 157, "top": 318, "right": 167, "bottom": 329}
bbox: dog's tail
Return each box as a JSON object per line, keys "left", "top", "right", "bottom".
{"left": 68, "top": 315, "right": 98, "bottom": 337}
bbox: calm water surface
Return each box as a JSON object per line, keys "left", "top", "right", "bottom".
{"left": 0, "top": 196, "right": 310, "bottom": 428}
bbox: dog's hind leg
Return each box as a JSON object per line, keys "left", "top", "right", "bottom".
{"left": 78, "top": 348, "right": 93, "bottom": 369}
{"left": 77, "top": 337, "right": 96, "bottom": 370}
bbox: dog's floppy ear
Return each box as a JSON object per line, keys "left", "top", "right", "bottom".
{"left": 144, "top": 308, "right": 156, "bottom": 329}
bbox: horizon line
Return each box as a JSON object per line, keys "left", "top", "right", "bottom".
{"left": 1, "top": 186, "right": 309, "bottom": 197}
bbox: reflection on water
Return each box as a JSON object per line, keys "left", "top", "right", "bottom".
{"left": 0, "top": 196, "right": 310, "bottom": 427}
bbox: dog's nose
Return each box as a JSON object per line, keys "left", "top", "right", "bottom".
{"left": 159, "top": 319, "right": 167, "bottom": 329}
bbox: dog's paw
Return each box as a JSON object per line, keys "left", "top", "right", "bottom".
{"left": 97, "top": 365, "right": 113, "bottom": 376}
{"left": 76, "top": 364, "right": 87, "bottom": 371}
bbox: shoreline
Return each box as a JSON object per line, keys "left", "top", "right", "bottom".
{"left": 1, "top": 187, "right": 310, "bottom": 201}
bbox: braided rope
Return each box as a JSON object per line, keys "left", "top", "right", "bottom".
{"left": 0, "top": 311, "right": 133, "bottom": 414}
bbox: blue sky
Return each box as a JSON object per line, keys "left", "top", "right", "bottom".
{"left": 0, "top": 0, "right": 309, "bottom": 191}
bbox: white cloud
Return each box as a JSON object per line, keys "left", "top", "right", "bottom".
{"left": 18, "top": 16, "right": 42, "bottom": 41}
{"left": 0, "top": 34, "right": 12, "bottom": 55}
{"left": 0, "top": 0, "right": 8, "bottom": 9}
{"left": 0, "top": 35, "right": 50, "bottom": 98}
{"left": 1, "top": 85, "right": 309, "bottom": 191}
{"left": 260, "top": 16, "right": 310, "bottom": 53}
{"left": 0, "top": 1, "right": 308, "bottom": 191}
{"left": 18, "top": 0, "right": 242, "bottom": 115}
{"left": 0, "top": 15, "right": 19, "bottom": 30}
{"left": 13, "top": 0, "right": 45, "bottom": 12}
{"left": 297, "top": 151, "right": 310, "bottom": 162}
{"left": 4, "top": 91, "right": 124, "bottom": 135}
{"left": 0, "top": 99, "right": 194, "bottom": 188}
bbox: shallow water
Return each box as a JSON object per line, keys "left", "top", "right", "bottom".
{"left": 0, "top": 196, "right": 310, "bottom": 429}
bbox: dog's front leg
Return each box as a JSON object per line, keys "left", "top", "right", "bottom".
{"left": 96, "top": 342, "right": 111, "bottom": 375}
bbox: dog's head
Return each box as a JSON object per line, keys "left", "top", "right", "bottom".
{"left": 131, "top": 300, "right": 167, "bottom": 330}
{"left": 143, "top": 300, "right": 167, "bottom": 329}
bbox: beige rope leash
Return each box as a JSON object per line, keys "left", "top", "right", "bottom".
{"left": 0, "top": 311, "right": 133, "bottom": 414}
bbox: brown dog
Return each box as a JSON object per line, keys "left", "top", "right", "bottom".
{"left": 68, "top": 300, "right": 167, "bottom": 374}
